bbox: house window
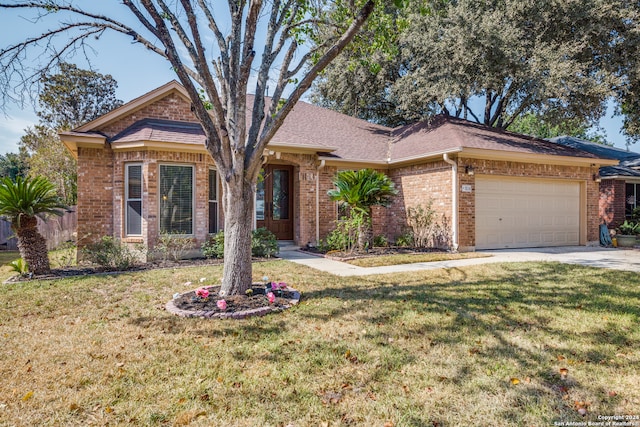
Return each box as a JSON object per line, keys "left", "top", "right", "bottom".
{"left": 159, "top": 164, "right": 194, "bottom": 234}
{"left": 125, "top": 163, "right": 143, "bottom": 236}
{"left": 209, "top": 169, "right": 219, "bottom": 233}
{"left": 626, "top": 183, "right": 640, "bottom": 218}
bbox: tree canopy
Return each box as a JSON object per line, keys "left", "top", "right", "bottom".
{"left": 313, "top": 0, "right": 637, "bottom": 136}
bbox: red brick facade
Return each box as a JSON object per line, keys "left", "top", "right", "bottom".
{"left": 599, "top": 179, "right": 627, "bottom": 228}
{"left": 71, "top": 89, "right": 606, "bottom": 254}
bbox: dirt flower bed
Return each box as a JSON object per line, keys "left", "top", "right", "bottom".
{"left": 166, "top": 283, "right": 301, "bottom": 319}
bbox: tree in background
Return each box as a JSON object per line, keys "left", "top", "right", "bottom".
{"left": 328, "top": 169, "right": 398, "bottom": 250}
{"left": 0, "top": 1, "right": 380, "bottom": 296}
{"left": 508, "top": 113, "right": 609, "bottom": 145}
{"left": 20, "top": 125, "right": 77, "bottom": 205}
{"left": 0, "top": 176, "right": 68, "bottom": 275}
{"left": 313, "top": 0, "right": 634, "bottom": 136}
{"left": 36, "top": 62, "right": 123, "bottom": 130}
{"left": 0, "top": 150, "right": 30, "bottom": 181}
{"left": 15, "top": 63, "right": 123, "bottom": 206}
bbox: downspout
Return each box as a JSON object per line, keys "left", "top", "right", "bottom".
{"left": 316, "top": 159, "right": 326, "bottom": 244}
{"left": 442, "top": 153, "right": 459, "bottom": 252}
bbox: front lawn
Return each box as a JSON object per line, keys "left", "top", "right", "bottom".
{"left": 345, "top": 251, "right": 489, "bottom": 267}
{"left": 0, "top": 261, "right": 638, "bottom": 426}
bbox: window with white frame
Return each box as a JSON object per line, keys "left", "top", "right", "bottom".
{"left": 159, "top": 164, "right": 194, "bottom": 234}
{"left": 209, "top": 169, "right": 219, "bottom": 233}
{"left": 125, "top": 163, "right": 143, "bottom": 235}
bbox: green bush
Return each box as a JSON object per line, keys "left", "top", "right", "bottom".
{"left": 202, "top": 231, "right": 225, "bottom": 258}
{"left": 201, "top": 228, "right": 279, "bottom": 258}
{"left": 394, "top": 232, "right": 414, "bottom": 247}
{"left": 82, "top": 236, "right": 140, "bottom": 270}
{"left": 251, "top": 227, "right": 278, "bottom": 258}
{"left": 9, "top": 258, "right": 29, "bottom": 275}
{"left": 373, "top": 235, "right": 388, "bottom": 247}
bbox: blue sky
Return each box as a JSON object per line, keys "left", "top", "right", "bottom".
{"left": 0, "top": 3, "right": 635, "bottom": 155}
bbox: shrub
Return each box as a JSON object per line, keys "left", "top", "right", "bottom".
{"left": 394, "top": 232, "right": 414, "bottom": 247}
{"left": 154, "top": 232, "right": 195, "bottom": 261}
{"left": 9, "top": 258, "right": 29, "bottom": 275}
{"left": 251, "top": 227, "right": 278, "bottom": 258}
{"left": 373, "top": 235, "right": 388, "bottom": 247}
{"left": 201, "top": 228, "right": 279, "bottom": 258}
{"left": 82, "top": 236, "right": 140, "bottom": 270}
{"left": 403, "top": 201, "right": 452, "bottom": 249}
{"left": 406, "top": 203, "right": 436, "bottom": 248}
{"left": 202, "top": 231, "right": 225, "bottom": 258}
{"left": 319, "top": 211, "right": 365, "bottom": 253}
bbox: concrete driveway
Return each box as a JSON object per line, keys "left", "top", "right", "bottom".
{"left": 278, "top": 246, "right": 640, "bottom": 277}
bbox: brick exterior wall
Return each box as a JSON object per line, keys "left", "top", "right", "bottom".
{"left": 77, "top": 146, "right": 114, "bottom": 246}
{"left": 384, "top": 162, "right": 453, "bottom": 242}
{"left": 599, "top": 179, "right": 626, "bottom": 228}
{"left": 98, "top": 92, "right": 198, "bottom": 137}
{"left": 74, "top": 91, "right": 603, "bottom": 253}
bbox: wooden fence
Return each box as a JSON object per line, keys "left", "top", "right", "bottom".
{"left": 0, "top": 207, "right": 77, "bottom": 251}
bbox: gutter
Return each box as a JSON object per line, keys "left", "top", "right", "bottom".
{"left": 316, "top": 159, "right": 326, "bottom": 244}
{"left": 442, "top": 153, "right": 459, "bottom": 252}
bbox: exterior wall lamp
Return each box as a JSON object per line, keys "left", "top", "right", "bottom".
{"left": 593, "top": 173, "right": 601, "bottom": 183}
{"left": 465, "top": 165, "right": 475, "bottom": 176}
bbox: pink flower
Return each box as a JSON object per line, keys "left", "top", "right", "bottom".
{"left": 196, "top": 288, "right": 209, "bottom": 299}
{"left": 267, "top": 292, "right": 276, "bottom": 303}
{"left": 272, "top": 282, "right": 287, "bottom": 291}
{"left": 216, "top": 299, "right": 227, "bottom": 310}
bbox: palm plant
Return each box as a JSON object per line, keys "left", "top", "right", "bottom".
{"left": 328, "top": 169, "right": 398, "bottom": 250}
{"left": 0, "top": 176, "right": 68, "bottom": 275}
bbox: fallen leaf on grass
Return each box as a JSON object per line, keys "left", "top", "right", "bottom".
{"left": 559, "top": 368, "right": 569, "bottom": 379}
{"left": 174, "top": 410, "right": 207, "bottom": 426}
{"left": 69, "top": 403, "right": 80, "bottom": 412}
{"left": 21, "top": 391, "right": 33, "bottom": 401}
{"left": 608, "top": 390, "right": 618, "bottom": 397}
{"left": 105, "top": 406, "right": 114, "bottom": 414}
{"left": 320, "top": 391, "right": 342, "bottom": 405}
{"left": 384, "top": 422, "right": 394, "bottom": 427}
{"left": 510, "top": 378, "right": 520, "bottom": 385}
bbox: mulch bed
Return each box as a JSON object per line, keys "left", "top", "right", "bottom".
{"left": 166, "top": 283, "right": 301, "bottom": 319}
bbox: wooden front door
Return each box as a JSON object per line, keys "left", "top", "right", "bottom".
{"left": 256, "top": 165, "right": 294, "bottom": 240}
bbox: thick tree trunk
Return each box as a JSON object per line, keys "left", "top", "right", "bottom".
{"left": 219, "top": 177, "right": 255, "bottom": 296}
{"left": 15, "top": 216, "right": 51, "bottom": 275}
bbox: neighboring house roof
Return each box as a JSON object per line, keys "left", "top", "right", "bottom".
{"left": 549, "top": 136, "right": 640, "bottom": 161}
{"left": 60, "top": 81, "right": 617, "bottom": 167}
{"left": 548, "top": 136, "right": 640, "bottom": 179}
{"left": 600, "top": 165, "right": 640, "bottom": 178}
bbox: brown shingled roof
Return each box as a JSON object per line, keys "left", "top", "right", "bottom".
{"left": 389, "top": 115, "right": 600, "bottom": 161}
{"left": 82, "top": 80, "right": 604, "bottom": 164}
{"left": 110, "top": 119, "right": 205, "bottom": 145}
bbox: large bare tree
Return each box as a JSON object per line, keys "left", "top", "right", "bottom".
{"left": 0, "top": 0, "right": 376, "bottom": 295}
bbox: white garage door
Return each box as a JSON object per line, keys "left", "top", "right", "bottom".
{"left": 475, "top": 177, "right": 580, "bottom": 250}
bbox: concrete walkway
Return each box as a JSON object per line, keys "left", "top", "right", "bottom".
{"left": 278, "top": 246, "right": 640, "bottom": 276}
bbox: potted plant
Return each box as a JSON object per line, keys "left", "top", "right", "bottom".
{"left": 616, "top": 220, "right": 640, "bottom": 247}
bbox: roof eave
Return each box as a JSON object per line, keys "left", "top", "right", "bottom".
{"left": 58, "top": 132, "right": 107, "bottom": 159}
{"left": 459, "top": 147, "right": 619, "bottom": 166}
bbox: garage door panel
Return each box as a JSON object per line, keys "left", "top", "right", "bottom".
{"left": 476, "top": 177, "right": 580, "bottom": 249}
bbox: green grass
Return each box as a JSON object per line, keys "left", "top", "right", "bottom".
{"left": 345, "top": 251, "right": 489, "bottom": 267}
{"left": 0, "top": 260, "right": 638, "bottom": 426}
